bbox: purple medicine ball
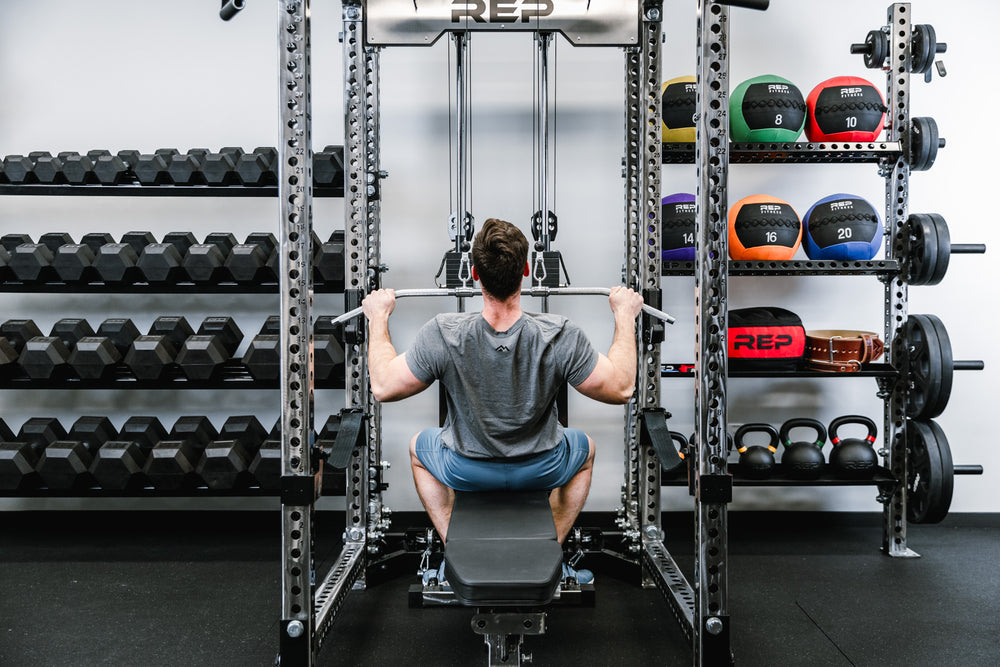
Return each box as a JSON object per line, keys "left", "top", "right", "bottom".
{"left": 662, "top": 193, "right": 696, "bottom": 261}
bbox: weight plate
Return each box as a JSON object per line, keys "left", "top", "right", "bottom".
{"left": 926, "top": 213, "right": 951, "bottom": 286}
{"left": 909, "top": 117, "right": 940, "bottom": 172}
{"left": 906, "top": 419, "right": 954, "bottom": 523}
{"left": 895, "top": 314, "right": 942, "bottom": 420}
{"left": 907, "top": 214, "right": 937, "bottom": 286}
{"left": 911, "top": 25, "right": 934, "bottom": 75}
{"left": 922, "top": 313, "right": 954, "bottom": 418}
{"left": 864, "top": 30, "right": 888, "bottom": 69}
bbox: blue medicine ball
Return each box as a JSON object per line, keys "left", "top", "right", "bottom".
{"left": 803, "top": 194, "right": 883, "bottom": 260}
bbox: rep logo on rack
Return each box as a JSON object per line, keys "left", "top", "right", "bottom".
{"left": 452, "top": 0, "right": 554, "bottom": 23}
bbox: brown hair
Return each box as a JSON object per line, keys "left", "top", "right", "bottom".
{"left": 471, "top": 218, "right": 528, "bottom": 300}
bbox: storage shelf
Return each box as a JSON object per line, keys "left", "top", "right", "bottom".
{"left": 661, "top": 141, "right": 902, "bottom": 164}
{"left": 0, "top": 279, "right": 344, "bottom": 294}
{"left": 0, "top": 362, "right": 346, "bottom": 390}
{"left": 662, "top": 260, "right": 899, "bottom": 277}
{"left": 661, "top": 464, "right": 896, "bottom": 487}
{"left": 0, "top": 183, "right": 344, "bottom": 197}
{"left": 0, "top": 475, "right": 346, "bottom": 498}
{"left": 660, "top": 363, "right": 896, "bottom": 379}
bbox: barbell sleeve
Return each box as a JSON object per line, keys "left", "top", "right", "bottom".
{"left": 953, "top": 360, "right": 985, "bottom": 371}
{"left": 220, "top": 0, "right": 246, "bottom": 21}
{"left": 950, "top": 244, "right": 986, "bottom": 254}
{"left": 328, "top": 287, "right": 676, "bottom": 327}
{"left": 954, "top": 465, "right": 984, "bottom": 475}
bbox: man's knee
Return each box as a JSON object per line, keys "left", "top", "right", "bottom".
{"left": 409, "top": 433, "right": 424, "bottom": 466}
{"left": 583, "top": 435, "right": 595, "bottom": 467}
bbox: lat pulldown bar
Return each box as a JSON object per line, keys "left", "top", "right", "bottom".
{"left": 330, "top": 287, "right": 676, "bottom": 327}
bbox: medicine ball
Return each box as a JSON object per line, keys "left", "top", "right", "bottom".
{"left": 803, "top": 194, "right": 883, "bottom": 260}
{"left": 728, "top": 195, "right": 801, "bottom": 260}
{"left": 661, "top": 193, "right": 696, "bottom": 260}
{"left": 661, "top": 76, "right": 697, "bottom": 142}
{"left": 805, "top": 76, "right": 887, "bottom": 142}
{"left": 729, "top": 75, "right": 806, "bottom": 143}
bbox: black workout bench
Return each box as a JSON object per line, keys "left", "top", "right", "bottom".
{"left": 413, "top": 489, "right": 594, "bottom": 665}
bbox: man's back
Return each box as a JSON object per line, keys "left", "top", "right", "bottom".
{"left": 406, "top": 311, "right": 597, "bottom": 459}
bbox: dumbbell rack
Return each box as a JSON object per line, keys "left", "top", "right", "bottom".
{"left": 0, "top": 22, "right": 346, "bottom": 506}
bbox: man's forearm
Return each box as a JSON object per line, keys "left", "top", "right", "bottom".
{"left": 607, "top": 313, "right": 638, "bottom": 397}
{"left": 367, "top": 316, "right": 398, "bottom": 388}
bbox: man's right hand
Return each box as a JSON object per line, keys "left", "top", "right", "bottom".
{"left": 608, "top": 286, "right": 644, "bottom": 321}
{"left": 362, "top": 289, "right": 396, "bottom": 321}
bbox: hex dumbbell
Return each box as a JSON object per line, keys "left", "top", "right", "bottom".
{"left": 144, "top": 416, "right": 218, "bottom": 490}
{"left": 176, "top": 316, "right": 244, "bottom": 380}
{"left": 37, "top": 416, "right": 118, "bottom": 490}
{"left": 197, "top": 415, "right": 269, "bottom": 490}
{"left": 125, "top": 316, "right": 194, "bottom": 381}
{"left": 91, "top": 416, "right": 169, "bottom": 491}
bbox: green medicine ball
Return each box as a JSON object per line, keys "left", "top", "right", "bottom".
{"left": 730, "top": 75, "right": 806, "bottom": 142}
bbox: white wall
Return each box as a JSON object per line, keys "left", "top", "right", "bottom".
{"left": 0, "top": 1, "right": 994, "bottom": 513}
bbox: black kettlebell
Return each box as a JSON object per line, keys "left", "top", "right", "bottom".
{"left": 778, "top": 418, "right": 827, "bottom": 480}
{"left": 734, "top": 423, "right": 779, "bottom": 479}
{"left": 828, "top": 415, "right": 879, "bottom": 479}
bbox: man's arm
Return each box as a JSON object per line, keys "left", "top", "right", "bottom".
{"left": 362, "top": 289, "right": 429, "bottom": 402}
{"left": 573, "top": 286, "right": 644, "bottom": 404}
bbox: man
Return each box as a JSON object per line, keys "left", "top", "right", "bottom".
{"left": 362, "top": 218, "right": 643, "bottom": 582}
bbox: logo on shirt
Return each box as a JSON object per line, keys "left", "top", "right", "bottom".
{"left": 495, "top": 345, "right": 510, "bottom": 352}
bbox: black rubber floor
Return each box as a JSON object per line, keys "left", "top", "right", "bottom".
{"left": 1, "top": 511, "right": 996, "bottom": 666}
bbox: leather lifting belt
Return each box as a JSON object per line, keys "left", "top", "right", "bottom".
{"left": 805, "top": 329, "right": 884, "bottom": 372}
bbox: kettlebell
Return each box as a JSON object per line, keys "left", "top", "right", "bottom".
{"left": 778, "top": 418, "right": 827, "bottom": 480}
{"left": 734, "top": 423, "right": 779, "bottom": 479}
{"left": 828, "top": 415, "right": 878, "bottom": 479}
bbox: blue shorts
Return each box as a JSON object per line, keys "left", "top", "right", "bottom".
{"left": 414, "top": 427, "right": 591, "bottom": 492}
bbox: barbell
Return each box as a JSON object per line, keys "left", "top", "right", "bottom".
{"left": 328, "top": 286, "right": 676, "bottom": 328}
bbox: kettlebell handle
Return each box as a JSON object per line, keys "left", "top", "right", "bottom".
{"left": 734, "top": 423, "right": 780, "bottom": 453}
{"left": 828, "top": 415, "right": 878, "bottom": 444}
{"left": 779, "top": 418, "right": 827, "bottom": 448}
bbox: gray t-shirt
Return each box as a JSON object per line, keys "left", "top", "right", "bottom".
{"left": 405, "top": 312, "right": 599, "bottom": 459}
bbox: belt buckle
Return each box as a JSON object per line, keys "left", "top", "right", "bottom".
{"left": 827, "top": 335, "right": 844, "bottom": 364}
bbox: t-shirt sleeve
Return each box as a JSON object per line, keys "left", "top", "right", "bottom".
{"left": 559, "top": 321, "right": 600, "bottom": 387}
{"left": 405, "top": 319, "right": 446, "bottom": 385}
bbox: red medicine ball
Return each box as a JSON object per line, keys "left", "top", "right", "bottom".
{"left": 805, "top": 76, "right": 887, "bottom": 142}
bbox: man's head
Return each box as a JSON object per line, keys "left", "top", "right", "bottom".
{"left": 471, "top": 218, "right": 529, "bottom": 300}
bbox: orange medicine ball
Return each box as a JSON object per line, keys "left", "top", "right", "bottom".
{"left": 728, "top": 195, "right": 802, "bottom": 260}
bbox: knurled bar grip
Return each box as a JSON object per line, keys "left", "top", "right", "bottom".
{"left": 329, "top": 287, "right": 677, "bottom": 327}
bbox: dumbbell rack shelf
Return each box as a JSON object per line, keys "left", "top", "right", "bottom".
{"left": 661, "top": 363, "right": 897, "bottom": 379}
{"left": 0, "top": 475, "right": 347, "bottom": 498}
{"left": 0, "top": 279, "right": 344, "bottom": 294}
{"left": 0, "top": 184, "right": 344, "bottom": 198}
{"left": 661, "top": 140, "right": 902, "bottom": 164}
{"left": 662, "top": 259, "right": 900, "bottom": 276}
{"left": 0, "top": 362, "right": 345, "bottom": 390}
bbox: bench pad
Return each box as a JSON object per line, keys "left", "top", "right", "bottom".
{"left": 444, "top": 491, "right": 563, "bottom": 606}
